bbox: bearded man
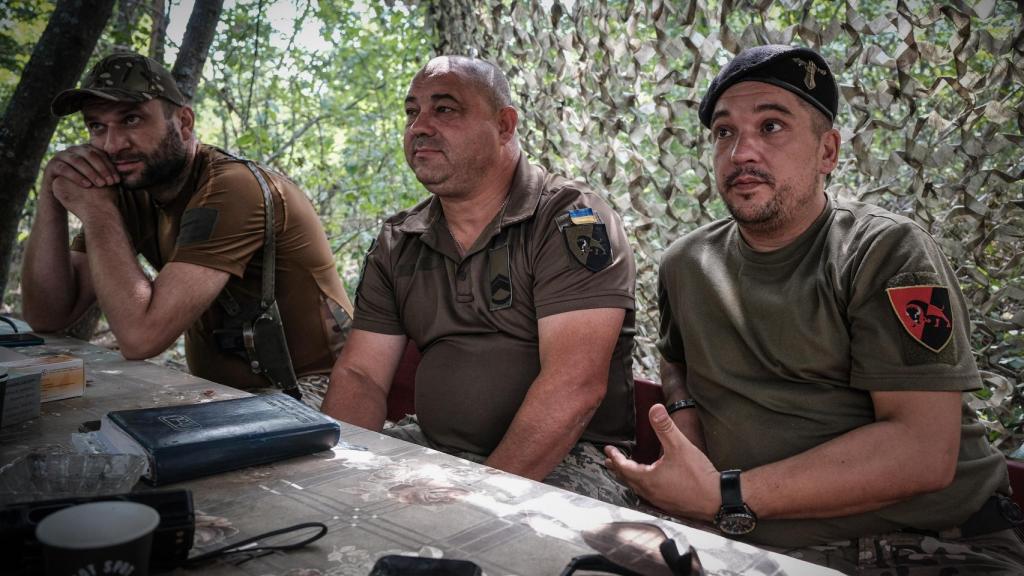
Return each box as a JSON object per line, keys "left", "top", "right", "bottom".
{"left": 21, "top": 53, "right": 352, "bottom": 407}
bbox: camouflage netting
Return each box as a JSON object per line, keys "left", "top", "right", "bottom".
{"left": 427, "top": 0, "right": 1024, "bottom": 451}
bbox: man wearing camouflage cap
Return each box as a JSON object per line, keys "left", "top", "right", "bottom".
{"left": 605, "top": 45, "right": 1024, "bottom": 572}
{"left": 21, "top": 53, "right": 353, "bottom": 407}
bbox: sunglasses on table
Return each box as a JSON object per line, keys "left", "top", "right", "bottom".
{"left": 560, "top": 522, "right": 704, "bottom": 576}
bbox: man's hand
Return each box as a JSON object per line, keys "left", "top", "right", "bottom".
{"left": 604, "top": 403, "right": 720, "bottom": 521}
{"left": 43, "top": 144, "right": 120, "bottom": 191}
{"left": 44, "top": 145, "right": 121, "bottom": 224}
{"left": 51, "top": 176, "right": 119, "bottom": 223}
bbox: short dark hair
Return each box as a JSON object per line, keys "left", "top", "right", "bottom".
{"left": 793, "top": 96, "right": 832, "bottom": 136}
{"left": 419, "top": 56, "right": 513, "bottom": 112}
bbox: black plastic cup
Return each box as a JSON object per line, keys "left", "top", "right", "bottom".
{"left": 35, "top": 501, "right": 160, "bottom": 576}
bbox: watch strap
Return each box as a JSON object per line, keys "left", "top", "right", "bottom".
{"left": 665, "top": 398, "right": 697, "bottom": 414}
{"left": 720, "top": 469, "right": 743, "bottom": 508}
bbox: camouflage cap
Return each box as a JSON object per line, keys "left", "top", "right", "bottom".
{"left": 698, "top": 44, "right": 838, "bottom": 128}
{"left": 51, "top": 52, "right": 186, "bottom": 117}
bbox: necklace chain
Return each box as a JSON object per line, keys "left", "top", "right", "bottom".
{"left": 449, "top": 227, "right": 466, "bottom": 254}
{"left": 448, "top": 194, "right": 509, "bottom": 256}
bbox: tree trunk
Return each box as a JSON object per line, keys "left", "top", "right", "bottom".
{"left": 149, "top": 0, "right": 168, "bottom": 62}
{"left": 171, "top": 0, "right": 224, "bottom": 102}
{"left": 0, "top": 0, "right": 116, "bottom": 305}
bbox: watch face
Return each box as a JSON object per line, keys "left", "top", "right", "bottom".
{"left": 717, "top": 512, "right": 756, "bottom": 535}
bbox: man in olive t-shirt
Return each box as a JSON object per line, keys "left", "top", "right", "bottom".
{"left": 21, "top": 53, "right": 352, "bottom": 407}
{"left": 321, "top": 56, "right": 637, "bottom": 507}
{"left": 605, "top": 45, "right": 1023, "bottom": 573}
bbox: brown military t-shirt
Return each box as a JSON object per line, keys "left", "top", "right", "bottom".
{"left": 354, "top": 156, "right": 636, "bottom": 455}
{"left": 72, "top": 144, "right": 352, "bottom": 389}
{"left": 658, "top": 196, "right": 1009, "bottom": 547}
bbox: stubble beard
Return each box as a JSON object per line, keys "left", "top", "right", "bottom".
{"left": 407, "top": 136, "right": 454, "bottom": 191}
{"left": 119, "top": 125, "right": 188, "bottom": 191}
{"left": 408, "top": 146, "right": 483, "bottom": 199}
{"left": 725, "top": 186, "right": 791, "bottom": 234}
{"left": 410, "top": 159, "right": 450, "bottom": 189}
{"left": 719, "top": 166, "right": 788, "bottom": 234}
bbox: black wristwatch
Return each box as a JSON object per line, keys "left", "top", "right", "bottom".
{"left": 714, "top": 469, "right": 757, "bottom": 535}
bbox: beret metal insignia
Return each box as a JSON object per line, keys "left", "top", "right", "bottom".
{"left": 793, "top": 57, "right": 827, "bottom": 90}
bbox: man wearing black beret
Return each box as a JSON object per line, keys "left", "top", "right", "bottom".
{"left": 606, "top": 45, "right": 1024, "bottom": 572}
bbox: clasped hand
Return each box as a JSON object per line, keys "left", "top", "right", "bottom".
{"left": 604, "top": 404, "right": 722, "bottom": 522}
{"left": 44, "top": 144, "right": 120, "bottom": 221}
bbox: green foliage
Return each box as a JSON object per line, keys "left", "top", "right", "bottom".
{"left": 195, "top": 0, "right": 433, "bottom": 288}
{"left": 0, "top": 0, "right": 53, "bottom": 107}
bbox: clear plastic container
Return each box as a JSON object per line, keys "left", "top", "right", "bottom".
{"left": 0, "top": 453, "right": 146, "bottom": 505}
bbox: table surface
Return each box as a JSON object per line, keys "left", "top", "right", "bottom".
{"left": 1, "top": 337, "right": 837, "bottom": 576}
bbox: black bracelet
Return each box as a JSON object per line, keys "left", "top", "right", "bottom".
{"left": 665, "top": 399, "right": 697, "bottom": 414}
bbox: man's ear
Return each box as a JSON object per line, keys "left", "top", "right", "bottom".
{"left": 177, "top": 106, "right": 196, "bottom": 141}
{"left": 497, "top": 106, "right": 518, "bottom": 144}
{"left": 818, "top": 127, "right": 840, "bottom": 175}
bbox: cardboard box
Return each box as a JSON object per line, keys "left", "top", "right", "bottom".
{"left": 0, "top": 348, "right": 84, "bottom": 402}
{"left": 0, "top": 368, "right": 41, "bottom": 427}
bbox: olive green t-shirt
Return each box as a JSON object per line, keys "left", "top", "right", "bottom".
{"left": 354, "top": 156, "right": 636, "bottom": 455}
{"left": 658, "top": 196, "right": 1008, "bottom": 547}
{"left": 72, "top": 144, "right": 352, "bottom": 389}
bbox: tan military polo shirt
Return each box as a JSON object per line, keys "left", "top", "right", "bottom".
{"left": 354, "top": 156, "right": 636, "bottom": 455}
{"left": 72, "top": 144, "right": 352, "bottom": 389}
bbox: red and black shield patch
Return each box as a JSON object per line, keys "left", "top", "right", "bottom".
{"left": 886, "top": 285, "right": 953, "bottom": 353}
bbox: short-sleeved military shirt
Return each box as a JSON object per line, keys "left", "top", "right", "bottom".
{"left": 72, "top": 144, "right": 352, "bottom": 389}
{"left": 355, "top": 156, "right": 636, "bottom": 455}
{"left": 658, "top": 196, "right": 1009, "bottom": 547}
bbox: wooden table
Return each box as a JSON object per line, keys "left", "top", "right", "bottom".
{"left": 1, "top": 337, "right": 837, "bottom": 575}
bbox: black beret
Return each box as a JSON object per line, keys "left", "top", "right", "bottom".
{"left": 699, "top": 45, "right": 838, "bottom": 128}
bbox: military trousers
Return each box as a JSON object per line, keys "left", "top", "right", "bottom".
{"left": 767, "top": 528, "right": 1024, "bottom": 575}
{"left": 383, "top": 416, "right": 640, "bottom": 510}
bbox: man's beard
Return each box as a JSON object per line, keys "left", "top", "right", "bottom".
{"left": 119, "top": 125, "right": 188, "bottom": 190}
{"left": 721, "top": 167, "right": 789, "bottom": 233}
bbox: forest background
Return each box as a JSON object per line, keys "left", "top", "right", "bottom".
{"left": 1, "top": 0, "right": 1021, "bottom": 454}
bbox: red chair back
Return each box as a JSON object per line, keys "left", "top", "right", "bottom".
{"left": 386, "top": 341, "right": 420, "bottom": 422}
{"left": 633, "top": 377, "right": 664, "bottom": 464}
{"left": 1007, "top": 458, "right": 1024, "bottom": 509}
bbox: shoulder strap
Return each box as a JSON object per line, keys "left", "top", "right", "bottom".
{"left": 242, "top": 161, "right": 276, "bottom": 310}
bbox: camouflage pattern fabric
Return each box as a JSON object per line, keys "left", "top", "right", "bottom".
{"left": 295, "top": 374, "right": 330, "bottom": 410}
{"left": 384, "top": 416, "right": 639, "bottom": 509}
{"left": 769, "top": 528, "right": 1024, "bottom": 575}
